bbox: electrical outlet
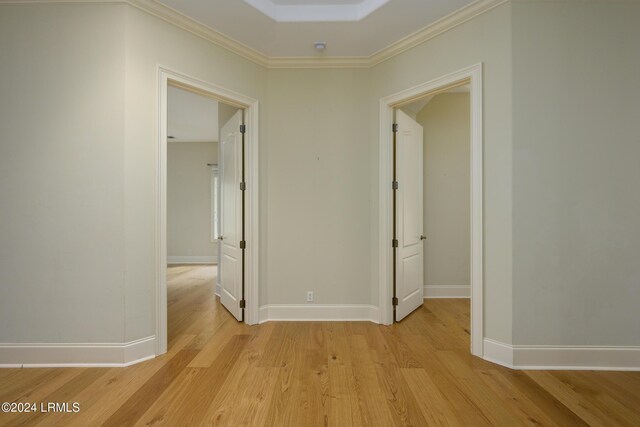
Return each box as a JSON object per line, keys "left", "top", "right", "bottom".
{"left": 306, "top": 291, "right": 314, "bottom": 302}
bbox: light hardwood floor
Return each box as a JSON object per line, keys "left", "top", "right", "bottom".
{"left": 1, "top": 264, "right": 639, "bottom": 426}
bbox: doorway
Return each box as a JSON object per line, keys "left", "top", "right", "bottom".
{"left": 378, "top": 63, "right": 484, "bottom": 357}
{"left": 156, "top": 67, "right": 260, "bottom": 356}
{"left": 165, "top": 84, "right": 226, "bottom": 348}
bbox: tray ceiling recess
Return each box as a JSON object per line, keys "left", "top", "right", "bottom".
{"left": 243, "top": 0, "right": 390, "bottom": 22}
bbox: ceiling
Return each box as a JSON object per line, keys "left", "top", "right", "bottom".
{"left": 157, "top": 0, "right": 476, "bottom": 57}
{"left": 168, "top": 85, "right": 218, "bottom": 143}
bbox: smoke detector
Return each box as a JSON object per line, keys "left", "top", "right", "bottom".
{"left": 314, "top": 42, "right": 327, "bottom": 52}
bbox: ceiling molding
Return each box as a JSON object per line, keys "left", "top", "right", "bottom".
{"left": 266, "top": 55, "right": 370, "bottom": 69}
{"left": 128, "top": 0, "right": 269, "bottom": 66}
{"left": 369, "top": 0, "right": 508, "bottom": 66}
{"left": 1, "top": 0, "right": 508, "bottom": 69}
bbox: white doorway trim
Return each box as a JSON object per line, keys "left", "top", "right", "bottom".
{"left": 156, "top": 66, "right": 260, "bottom": 355}
{"left": 378, "top": 63, "right": 484, "bottom": 357}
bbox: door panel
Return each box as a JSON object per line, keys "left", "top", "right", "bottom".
{"left": 401, "top": 253, "right": 422, "bottom": 296}
{"left": 219, "top": 110, "right": 243, "bottom": 321}
{"left": 395, "top": 109, "right": 424, "bottom": 321}
{"left": 402, "top": 147, "right": 422, "bottom": 246}
{"left": 222, "top": 130, "right": 238, "bottom": 246}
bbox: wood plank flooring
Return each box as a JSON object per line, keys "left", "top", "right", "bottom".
{"left": 1, "top": 264, "right": 639, "bottom": 426}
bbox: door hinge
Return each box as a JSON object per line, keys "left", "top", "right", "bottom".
{"left": 392, "top": 239, "right": 398, "bottom": 248}
{"left": 392, "top": 297, "right": 398, "bottom": 306}
{"left": 392, "top": 180, "right": 398, "bottom": 190}
{"left": 240, "top": 182, "right": 246, "bottom": 191}
{"left": 239, "top": 299, "right": 246, "bottom": 309}
{"left": 392, "top": 123, "right": 398, "bottom": 133}
{"left": 240, "top": 240, "right": 246, "bottom": 249}
{"left": 240, "top": 124, "right": 246, "bottom": 134}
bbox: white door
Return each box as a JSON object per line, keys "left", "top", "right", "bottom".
{"left": 219, "top": 110, "right": 244, "bottom": 321}
{"left": 395, "top": 109, "right": 424, "bottom": 321}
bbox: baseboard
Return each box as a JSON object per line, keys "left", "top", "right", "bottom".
{"left": 167, "top": 256, "right": 216, "bottom": 264}
{"left": 0, "top": 336, "right": 156, "bottom": 368}
{"left": 483, "top": 338, "right": 514, "bottom": 367}
{"left": 424, "top": 285, "right": 470, "bottom": 298}
{"left": 259, "top": 304, "right": 380, "bottom": 324}
{"left": 483, "top": 338, "right": 640, "bottom": 371}
{"left": 215, "top": 282, "right": 221, "bottom": 296}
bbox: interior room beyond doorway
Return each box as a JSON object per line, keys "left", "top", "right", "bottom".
{"left": 166, "top": 83, "right": 241, "bottom": 351}
{"left": 400, "top": 86, "right": 471, "bottom": 301}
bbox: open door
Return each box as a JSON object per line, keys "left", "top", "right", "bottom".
{"left": 394, "top": 109, "right": 425, "bottom": 321}
{"left": 219, "top": 110, "right": 244, "bottom": 321}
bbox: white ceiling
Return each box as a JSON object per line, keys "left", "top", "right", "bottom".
{"left": 167, "top": 85, "right": 218, "bottom": 143}
{"left": 157, "top": 0, "right": 476, "bottom": 57}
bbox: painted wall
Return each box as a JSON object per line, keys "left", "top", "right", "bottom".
{"left": 167, "top": 141, "right": 218, "bottom": 262}
{"left": 263, "top": 68, "right": 371, "bottom": 305}
{"left": 369, "top": 2, "right": 513, "bottom": 343}
{"left": 0, "top": 4, "right": 127, "bottom": 343}
{"left": 218, "top": 103, "right": 239, "bottom": 132}
{"left": 511, "top": 0, "right": 640, "bottom": 346}
{"left": 416, "top": 93, "right": 470, "bottom": 295}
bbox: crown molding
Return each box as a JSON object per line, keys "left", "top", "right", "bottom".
{"left": 369, "top": 0, "right": 509, "bottom": 66}
{"left": 266, "top": 55, "right": 370, "bottom": 69}
{"left": 0, "top": 0, "right": 268, "bottom": 66}
{"left": 0, "top": 0, "right": 508, "bottom": 69}
{"left": 127, "top": 0, "right": 269, "bottom": 66}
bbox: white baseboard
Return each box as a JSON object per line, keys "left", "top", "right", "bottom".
{"left": 259, "top": 304, "right": 380, "bottom": 324}
{"left": 424, "top": 285, "right": 470, "bottom": 298}
{"left": 167, "top": 256, "right": 216, "bottom": 264}
{"left": 215, "top": 283, "right": 221, "bottom": 296}
{"left": 483, "top": 338, "right": 640, "bottom": 371}
{"left": 0, "top": 336, "right": 156, "bottom": 368}
{"left": 483, "top": 338, "right": 514, "bottom": 367}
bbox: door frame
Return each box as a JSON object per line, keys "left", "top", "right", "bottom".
{"left": 378, "top": 63, "right": 484, "bottom": 357}
{"left": 156, "top": 66, "right": 260, "bottom": 355}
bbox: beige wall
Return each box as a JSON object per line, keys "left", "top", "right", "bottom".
{"left": 511, "top": 0, "right": 640, "bottom": 346}
{"left": 218, "top": 103, "right": 239, "bottom": 131}
{"left": 417, "top": 93, "right": 470, "bottom": 292}
{"left": 0, "top": 4, "right": 127, "bottom": 343}
{"left": 167, "top": 141, "right": 218, "bottom": 261}
{"left": 263, "top": 68, "right": 371, "bottom": 305}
